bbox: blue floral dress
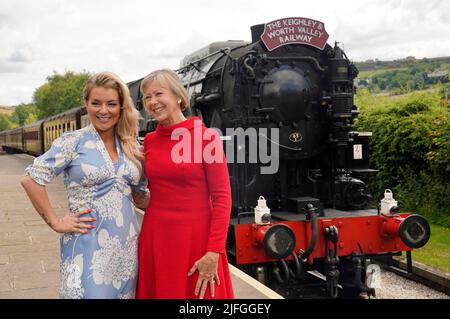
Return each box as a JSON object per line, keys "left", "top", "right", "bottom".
{"left": 25, "top": 124, "right": 147, "bottom": 299}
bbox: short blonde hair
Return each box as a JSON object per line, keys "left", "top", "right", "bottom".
{"left": 140, "top": 69, "right": 190, "bottom": 112}
{"left": 83, "top": 71, "right": 143, "bottom": 175}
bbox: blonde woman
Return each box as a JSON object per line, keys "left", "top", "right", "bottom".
{"left": 21, "top": 72, "right": 149, "bottom": 298}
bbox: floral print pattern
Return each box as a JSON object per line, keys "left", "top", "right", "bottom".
{"left": 90, "top": 225, "right": 138, "bottom": 289}
{"left": 60, "top": 254, "right": 85, "bottom": 299}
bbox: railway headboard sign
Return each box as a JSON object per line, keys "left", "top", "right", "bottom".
{"left": 260, "top": 17, "right": 329, "bottom": 51}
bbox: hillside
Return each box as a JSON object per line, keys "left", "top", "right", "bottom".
{"left": 0, "top": 106, "right": 14, "bottom": 116}
{"left": 354, "top": 56, "right": 450, "bottom": 94}
{"left": 355, "top": 56, "right": 450, "bottom": 71}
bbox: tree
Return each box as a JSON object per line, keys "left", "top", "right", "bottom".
{"left": 10, "top": 103, "right": 38, "bottom": 126}
{"left": 0, "top": 114, "right": 14, "bottom": 131}
{"left": 33, "top": 70, "right": 91, "bottom": 118}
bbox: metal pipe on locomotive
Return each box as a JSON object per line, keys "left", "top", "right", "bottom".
{"left": 170, "top": 17, "right": 430, "bottom": 298}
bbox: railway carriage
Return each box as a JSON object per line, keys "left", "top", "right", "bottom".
{"left": 0, "top": 107, "right": 88, "bottom": 154}
{"left": 23, "top": 120, "right": 44, "bottom": 156}
{"left": 43, "top": 107, "right": 86, "bottom": 151}
{"left": 1, "top": 127, "right": 23, "bottom": 154}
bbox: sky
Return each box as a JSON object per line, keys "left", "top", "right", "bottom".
{"left": 0, "top": 0, "right": 449, "bottom": 106}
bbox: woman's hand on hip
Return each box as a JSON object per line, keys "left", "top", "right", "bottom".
{"left": 51, "top": 209, "right": 96, "bottom": 234}
{"left": 187, "top": 251, "right": 221, "bottom": 299}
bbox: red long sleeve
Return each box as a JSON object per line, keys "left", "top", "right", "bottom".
{"left": 137, "top": 117, "right": 234, "bottom": 298}
{"left": 202, "top": 127, "right": 232, "bottom": 253}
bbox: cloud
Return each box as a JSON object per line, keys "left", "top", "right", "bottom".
{"left": 0, "top": 63, "right": 25, "bottom": 73}
{"left": 8, "top": 47, "right": 36, "bottom": 62}
{"left": 0, "top": 0, "right": 449, "bottom": 105}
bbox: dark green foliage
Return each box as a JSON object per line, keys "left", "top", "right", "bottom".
{"left": 10, "top": 103, "right": 38, "bottom": 126}
{"left": 389, "top": 100, "right": 429, "bottom": 116}
{"left": 33, "top": 71, "right": 91, "bottom": 119}
{"left": 355, "top": 89, "right": 450, "bottom": 227}
{"left": 0, "top": 113, "right": 14, "bottom": 131}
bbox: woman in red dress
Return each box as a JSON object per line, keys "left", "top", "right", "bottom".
{"left": 135, "top": 69, "right": 234, "bottom": 299}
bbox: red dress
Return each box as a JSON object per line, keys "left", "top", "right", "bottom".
{"left": 136, "top": 117, "right": 234, "bottom": 299}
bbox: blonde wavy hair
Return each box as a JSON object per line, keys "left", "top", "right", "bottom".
{"left": 140, "top": 69, "right": 190, "bottom": 112}
{"left": 83, "top": 71, "right": 143, "bottom": 175}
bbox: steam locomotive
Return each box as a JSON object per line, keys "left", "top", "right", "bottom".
{"left": 0, "top": 17, "right": 431, "bottom": 298}
{"left": 161, "top": 17, "right": 430, "bottom": 298}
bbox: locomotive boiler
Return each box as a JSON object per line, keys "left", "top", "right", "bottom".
{"left": 171, "top": 17, "right": 430, "bottom": 297}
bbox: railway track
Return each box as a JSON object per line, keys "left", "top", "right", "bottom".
{"left": 267, "top": 258, "right": 449, "bottom": 299}
{"left": 379, "top": 256, "right": 450, "bottom": 296}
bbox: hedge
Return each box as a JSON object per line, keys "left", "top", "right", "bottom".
{"left": 355, "top": 88, "right": 450, "bottom": 227}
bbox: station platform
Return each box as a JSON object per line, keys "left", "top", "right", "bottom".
{"left": 0, "top": 153, "right": 283, "bottom": 299}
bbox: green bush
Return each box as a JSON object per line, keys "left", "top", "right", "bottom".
{"left": 0, "top": 113, "right": 14, "bottom": 131}
{"left": 355, "top": 88, "right": 450, "bottom": 227}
